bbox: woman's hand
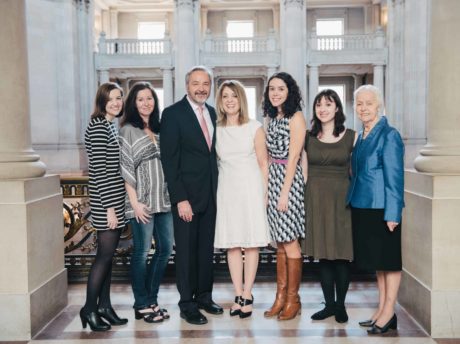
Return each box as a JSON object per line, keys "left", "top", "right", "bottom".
{"left": 106, "top": 208, "right": 118, "bottom": 230}
{"left": 133, "top": 201, "right": 151, "bottom": 224}
{"left": 387, "top": 221, "right": 399, "bottom": 232}
{"left": 277, "top": 192, "right": 289, "bottom": 212}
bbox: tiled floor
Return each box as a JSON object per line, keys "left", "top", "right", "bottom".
{"left": 5, "top": 281, "right": 460, "bottom": 344}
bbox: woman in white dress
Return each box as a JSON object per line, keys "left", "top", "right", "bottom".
{"left": 214, "top": 80, "right": 271, "bottom": 318}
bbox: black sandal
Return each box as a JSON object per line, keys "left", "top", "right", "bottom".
{"left": 229, "top": 296, "right": 242, "bottom": 317}
{"left": 151, "top": 304, "right": 170, "bottom": 320}
{"left": 134, "top": 307, "right": 163, "bottom": 323}
{"left": 239, "top": 295, "right": 254, "bottom": 319}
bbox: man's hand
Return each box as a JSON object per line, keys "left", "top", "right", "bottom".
{"left": 178, "top": 200, "right": 194, "bottom": 222}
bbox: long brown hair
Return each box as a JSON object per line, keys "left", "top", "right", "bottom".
{"left": 91, "top": 82, "right": 124, "bottom": 119}
{"left": 216, "top": 80, "right": 249, "bottom": 126}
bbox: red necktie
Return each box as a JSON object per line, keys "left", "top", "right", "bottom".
{"left": 198, "top": 106, "right": 212, "bottom": 150}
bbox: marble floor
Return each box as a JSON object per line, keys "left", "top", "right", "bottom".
{"left": 5, "top": 281, "right": 459, "bottom": 344}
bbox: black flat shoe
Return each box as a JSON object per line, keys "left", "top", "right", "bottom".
{"left": 134, "top": 307, "right": 163, "bottom": 323}
{"left": 97, "top": 306, "right": 128, "bottom": 326}
{"left": 335, "top": 305, "right": 348, "bottom": 323}
{"left": 311, "top": 305, "right": 335, "bottom": 320}
{"left": 198, "top": 301, "right": 224, "bottom": 315}
{"left": 239, "top": 295, "right": 253, "bottom": 319}
{"left": 359, "top": 319, "right": 376, "bottom": 327}
{"left": 229, "top": 296, "right": 242, "bottom": 317}
{"left": 180, "top": 309, "right": 208, "bottom": 325}
{"left": 367, "top": 314, "right": 397, "bottom": 334}
{"left": 80, "top": 308, "right": 111, "bottom": 331}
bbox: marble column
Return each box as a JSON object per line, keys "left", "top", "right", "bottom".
{"left": 401, "top": 0, "right": 460, "bottom": 338}
{"left": 373, "top": 64, "right": 384, "bottom": 97}
{"left": 308, "top": 64, "right": 319, "bottom": 118}
{"left": 280, "top": 0, "right": 307, "bottom": 115}
{"left": 266, "top": 65, "right": 278, "bottom": 85}
{"left": 0, "top": 0, "right": 66, "bottom": 340}
{"left": 109, "top": 8, "right": 118, "bottom": 38}
{"left": 385, "top": 0, "right": 404, "bottom": 130}
{"left": 174, "top": 0, "right": 198, "bottom": 100}
{"left": 162, "top": 67, "right": 174, "bottom": 108}
{"left": 273, "top": 5, "right": 280, "bottom": 33}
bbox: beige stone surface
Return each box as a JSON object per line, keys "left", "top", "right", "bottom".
{"left": 402, "top": 171, "right": 460, "bottom": 337}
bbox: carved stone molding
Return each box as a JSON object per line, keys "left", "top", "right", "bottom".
{"left": 175, "top": 0, "right": 196, "bottom": 9}
{"left": 284, "top": 0, "right": 304, "bottom": 9}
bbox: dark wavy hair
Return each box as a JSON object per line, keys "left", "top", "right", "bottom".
{"left": 91, "top": 82, "right": 123, "bottom": 119}
{"left": 120, "top": 82, "right": 160, "bottom": 133}
{"left": 262, "top": 72, "right": 303, "bottom": 119}
{"left": 310, "top": 89, "right": 346, "bottom": 137}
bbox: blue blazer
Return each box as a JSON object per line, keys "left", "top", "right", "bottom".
{"left": 346, "top": 116, "right": 405, "bottom": 222}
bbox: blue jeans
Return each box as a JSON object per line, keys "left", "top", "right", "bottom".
{"left": 130, "top": 212, "right": 173, "bottom": 309}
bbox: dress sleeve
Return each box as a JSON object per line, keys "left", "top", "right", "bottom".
{"left": 251, "top": 119, "right": 262, "bottom": 138}
{"left": 119, "top": 126, "right": 137, "bottom": 190}
{"left": 89, "top": 122, "right": 115, "bottom": 209}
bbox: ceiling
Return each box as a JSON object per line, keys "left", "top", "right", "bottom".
{"left": 95, "top": 0, "right": 380, "bottom": 12}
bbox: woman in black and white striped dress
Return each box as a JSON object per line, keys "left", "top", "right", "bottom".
{"left": 81, "top": 82, "right": 128, "bottom": 331}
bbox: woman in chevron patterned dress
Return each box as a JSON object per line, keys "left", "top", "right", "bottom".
{"left": 263, "top": 72, "right": 306, "bottom": 321}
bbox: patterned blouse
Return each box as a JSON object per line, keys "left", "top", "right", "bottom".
{"left": 119, "top": 124, "right": 171, "bottom": 219}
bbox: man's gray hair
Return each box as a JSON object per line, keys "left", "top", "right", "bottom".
{"left": 185, "top": 65, "right": 213, "bottom": 85}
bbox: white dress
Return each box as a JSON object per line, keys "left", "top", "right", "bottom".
{"left": 214, "top": 120, "right": 271, "bottom": 248}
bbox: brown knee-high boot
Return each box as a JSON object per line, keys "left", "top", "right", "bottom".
{"left": 264, "top": 248, "right": 287, "bottom": 317}
{"left": 278, "top": 257, "right": 302, "bottom": 320}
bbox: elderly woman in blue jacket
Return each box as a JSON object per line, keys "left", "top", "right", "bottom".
{"left": 347, "top": 85, "right": 404, "bottom": 335}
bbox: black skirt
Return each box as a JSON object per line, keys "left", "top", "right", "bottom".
{"left": 351, "top": 208, "right": 402, "bottom": 271}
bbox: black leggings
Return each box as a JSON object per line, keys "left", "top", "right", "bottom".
{"left": 82, "top": 229, "right": 121, "bottom": 313}
{"left": 319, "top": 259, "right": 350, "bottom": 307}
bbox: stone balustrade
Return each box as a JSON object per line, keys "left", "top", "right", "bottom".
{"left": 98, "top": 35, "right": 171, "bottom": 55}
{"left": 309, "top": 32, "right": 385, "bottom": 51}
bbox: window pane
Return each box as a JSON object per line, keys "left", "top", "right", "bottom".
{"left": 226, "top": 21, "right": 254, "bottom": 38}
{"left": 138, "top": 22, "right": 165, "bottom": 39}
{"left": 316, "top": 20, "right": 344, "bottom": 36}
{"left": 318, "top": 85, "right": 346, "bottom": 110}
{"left": 244, "top": 86, "right": 257, "bottom": 120}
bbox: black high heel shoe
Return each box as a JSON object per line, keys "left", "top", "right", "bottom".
{"left": 229, "top": 296, "right": 242, "bottom": 317}
{"left": 135, "top": 307, "right": 163, "bottom": 323}
{"left": 80, "top": 308, "right": 111, "bottom": 331}
{"left": 359, "top": 319, "right": 376, "bottom": 327}
{"left": 97, "top": 306, "right": 128, "bottom": 326}
{"left": 239, "top": 295, "right": 253, "bottom": 319}
{"left": 367, "top": 314, "right": 397, "bottom": 334}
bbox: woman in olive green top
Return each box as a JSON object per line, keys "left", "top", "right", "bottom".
{"left": 302, "top": 89, "right": 356, "bottom": 324}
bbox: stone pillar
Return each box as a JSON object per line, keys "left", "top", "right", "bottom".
{"left": 0, "top": 1, "right": 66, "bottom": 340}
{"left": 273, "top": 4, "right": 280, "bottom": 33}
{"left": 109, "top": 8, "right": 118, "bottom": 38}
{"left": 174, "top": 0, "right": 198, "bottom": 100}
{"left": 280, "top": 0, "right": 307, "bottom": 115}
{"left": 162, "top": 67, "right": 174, "bottom": 108}
{"left": 373, "top": 64, "right": 384, "bottom": 96}
{"left": 401, "top": 0, "right": 460, "bottom": 338}
{"left": 266, "top": 65, "right": 278, "bottom": 83}
{"left": 208, "top": 66, "right": 215, "bottom": 106}
{"left": 99, "top": 69, "right": 110, "bottom": 84}
{"left": 201, "top": 6, "right": 208, "bottom": 36}
{"left": 308, "top": 64, "right": 320, "bottom": 118}
{"left": 386, "top": 0, "right": 404, "bottom": 130}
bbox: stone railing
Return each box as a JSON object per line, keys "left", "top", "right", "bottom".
{"left": 98, "top": 32, "right": 172, "bottom": 55}
{"left": 309, "top": 31, "right": 385, "bottom": 51}
{"left": 202, "top": 30, "right": 278, "bottom": 54}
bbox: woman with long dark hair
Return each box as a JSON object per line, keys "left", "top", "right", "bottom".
{"left": 302, "top": 89, "right": 356, "bottom": 323}
{"left": 263, "top": 72, "right": 306, "bottom": 321}
{"left": 119, "top": 82, "right": 173, "bottom": 323}
{"left": 81, "top": 82, "right": 128, "bottom": 331}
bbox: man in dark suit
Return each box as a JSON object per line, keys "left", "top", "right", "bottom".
{"left": 160, "top": 66, "right": 223, "bottom": 325}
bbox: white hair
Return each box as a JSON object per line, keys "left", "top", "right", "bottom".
{"left": 353, "top": 84, "right": 385, "bottom": 116}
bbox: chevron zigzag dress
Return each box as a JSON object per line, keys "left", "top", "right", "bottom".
{"left": 266, "top": 117, "right": 305, "bottom": 242}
